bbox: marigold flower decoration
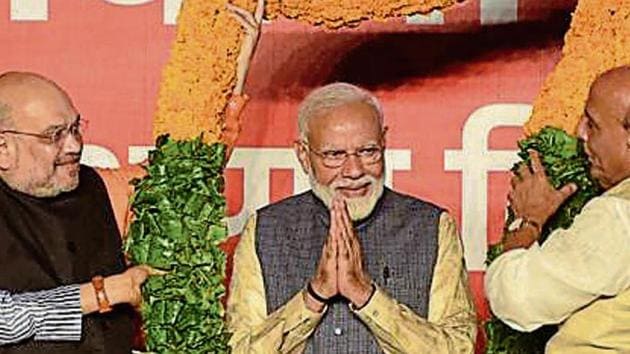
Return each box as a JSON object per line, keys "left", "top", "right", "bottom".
{"left": 526, "top": 0, "right": 630, "bottom": 135}
{"left": 152, "top": 0, "right": 464, "bottom": 144}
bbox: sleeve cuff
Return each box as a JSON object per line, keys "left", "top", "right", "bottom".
{"left": 33, "top": 285, "right": 83, "bottom": 341}
{"left": 350, "top": 286, "right": 395, "bottom": 324}
{"left": 281, "top": 289, "right": 326, "bottom": 333}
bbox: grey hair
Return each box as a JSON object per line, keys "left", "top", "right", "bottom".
{"left": 297, "top": 82, "right": 384, "bottom": 141}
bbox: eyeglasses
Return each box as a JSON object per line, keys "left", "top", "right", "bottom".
{"left": 0, "top": 115, "right": 86, "bottom": 146}
{"left": 301, "top": 141, "right": 384, "bottom": 168}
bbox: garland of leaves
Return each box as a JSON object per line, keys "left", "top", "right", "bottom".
{"left": 124, "top": 135, "right": 230, "bottom": 353}
{"left": 485, "top": 127, "right": 602, "bottom": 353}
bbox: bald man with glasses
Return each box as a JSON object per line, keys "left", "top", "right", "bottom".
{"left": 0, "top": 71, "right": 136, "bottom": 354}
{"left": 227, "top": 83, "right": 477, "bottom": 354}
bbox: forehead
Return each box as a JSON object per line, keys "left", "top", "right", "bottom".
{"left": 13, "top": 86, "right": 77, "bottom": 131}
{"left": 308, "top": 102, "right": 382, "bottom": 148}
{"left": 586, "top": 77, "right": 630, "bottom": 123}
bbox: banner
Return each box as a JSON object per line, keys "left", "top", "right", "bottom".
{"left": 0, "top": 0, "right": 576, "bottom": 325}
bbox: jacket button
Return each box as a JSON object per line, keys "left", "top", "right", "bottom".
{"left": 334, "top": 327, "right": 343, "bottom": 336}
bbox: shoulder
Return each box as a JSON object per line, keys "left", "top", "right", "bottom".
{"left": 566, "top": 192, "right": 630, "bottom": 236}
{"left": 580, "top": 192, "right": 629, "bottom": 218}
{"left": 384, "top": 188, "right": 445, "bottom": 216}
{"left": 79, "top": 164, "right": 104, "bottom": 185}
{"left": 78, "top": 165, "right": 111, "bottom": 201}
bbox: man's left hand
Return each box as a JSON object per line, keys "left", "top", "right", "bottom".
{"left": 227, "top": 0, "right": 265, "bottom": 95}
{"left": 334, "top": 198, "right": 373, "bottom": 308}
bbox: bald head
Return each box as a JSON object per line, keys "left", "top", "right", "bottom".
{"left": 0, "top": 72, "right": 82, "bottom": 197}
{"left": 589, "top": 66, "right": 630, "bottom": 128}
{"left": 0, "top": 72, "right": 75, "bottom": 130}
{"left": 578, "top": 66, "right": 630, "bottom": 190}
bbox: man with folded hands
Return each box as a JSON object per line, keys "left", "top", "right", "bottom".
{"left": 227, "top": 82, "right": 477, "bottom": 353}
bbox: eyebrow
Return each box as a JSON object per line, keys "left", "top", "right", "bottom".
{"left": 319, "top": 142, "right": 380, "bottom": 151}
{"left": 41, "top": 114, "right": 81, "bottom": 134}
{"left": 583, "top": 108, "right": 593, "bottom": 119}
{"left": 584, "top": 108, "right": 599, "bottom": 125}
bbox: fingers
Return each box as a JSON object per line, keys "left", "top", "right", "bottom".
{"left": 254, "top": 0, "right": 265, "bottom": 23}
{"left": 325, "top": 222, "right": 337, "bottom": 259}
{"left": 329, "top": 199, "right": 340, "bottom": 252}
{"left": 528, "top": 150, "right": 545, "bottom": 177}
{"left": 337, "top": 198, "right": 366, "bottom": 271}
{"left": 226, "top": 3, "right": 257, "bottom": 32}
{"left": 517, "top": 162, "right": 531, "bottom": 180}
{"left": 338, "top": 199, "right": 352, "bottom": 234}
{"left": 144, "top": 265, "right": 168, "bottom": 276}
{"left": 127, "top": 266, "right": 164, "bottom": 287}
{"left": 510, "top": 174, "right": 520, "bottom": 188}
{"left": 511, "top": 151, "right": 546, "bottom": 188}
{"left": 334, "top": 200, "right": 352, "bottom": 259}
{"left": 338, "top": 199, "right": 359, "bottom": 251}
{"left": 226, "top": 12, "right": 255, "bottom": 34}
{"left": 559, "top": 182, "right": 578, "bottom": 200}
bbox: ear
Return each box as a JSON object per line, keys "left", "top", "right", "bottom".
{"left": 0, "top": 135, "right": 12, "bottom": 170}
{"left": 381, "top": 125, "right": 389, "bottom": 147}
{"left": 294, "top": 140, "right": 312, "bottom": 175}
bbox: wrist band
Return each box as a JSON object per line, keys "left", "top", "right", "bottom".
{"left": 522, "top": 218, "right": 542, "bottom": 233}
{"left": 507, "top": 216, "right": 542, "bottom": 233}
{"left": 91, "top": 275, "right": 112, "bottom": 313}
{"left": 306, "top": 282, "right": 332, "bottom": 304}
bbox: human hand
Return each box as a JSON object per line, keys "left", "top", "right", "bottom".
{"left": 335, "top": 198, "right": 373, "bottom": 308}
{"left": 307, "top": 207, "right": 339, "bottom": 311}
{"left": 508, "top": 150, "right": 577, "bottom": 228}
{"left": 227, "top": 0, "right": 265, "bottom": 95}
{"left": 222, "top": 94, "right": 249, "bottom": 161}
{"left": 106, "top": 265, "right": 164, "bottom": 307}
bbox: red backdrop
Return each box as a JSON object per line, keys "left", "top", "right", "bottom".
{"left": 1, "top": 0, "right": 577, "bottom": 350}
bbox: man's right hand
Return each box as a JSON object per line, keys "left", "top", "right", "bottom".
{"left": 508, "top": 150, "right": 577, "bottom": 227}
{"left": 307, "top": 210, "right": 339, "bottom": 312}
{"left": 80, "top": 265, "right": 164, "bottom": 314}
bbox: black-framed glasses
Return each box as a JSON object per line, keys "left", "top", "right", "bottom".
{"left": 0, "top": 115, "right": 86, "bottom": 146}
{"left": 301, "top": 141, "right": 384, "bottom": 168}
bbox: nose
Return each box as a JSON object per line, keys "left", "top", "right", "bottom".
{"left": 341, "top": 153, "right": 365, "bottom": 179}
{"left": 577, "top": 116, "right": 588, "bottom": 141}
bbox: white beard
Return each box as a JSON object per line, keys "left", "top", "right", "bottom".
{"left": 310, "top": 172, "right": 385, "bottom": 221}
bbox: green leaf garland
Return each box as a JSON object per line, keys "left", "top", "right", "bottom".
{"left": 124, "top": 135, "right": 230, "bottom": 354}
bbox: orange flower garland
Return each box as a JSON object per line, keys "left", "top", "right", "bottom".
{"left": 264, "top": 0, "right": 461, "bottom": 28}
{"left": 526, "top": 0, "right": 630, "bottom": 134}
{"left": 152, "top": 0, "right": 461, "bottom": 144}
{"left": 154, "top": 0, "right": 629, "bottom": 144}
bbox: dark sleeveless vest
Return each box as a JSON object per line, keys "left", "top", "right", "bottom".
{"left": 0, "top": 165, "right": 133, "bottom": 354}
{"left": 256, "top": 188, "right": 442, "bottom": 353}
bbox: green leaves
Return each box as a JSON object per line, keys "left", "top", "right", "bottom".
{"left": 514, "top": 127, "right": 601, "bottom": 241}
{"left": 485, "top": 127, "right": 602, "bottom": 354}
{"left": 125, "top": 135, "right": 230, "bottom": 353}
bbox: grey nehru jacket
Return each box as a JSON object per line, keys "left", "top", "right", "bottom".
{"left": 256, "top": 187, "right": 442, "bottom": 353}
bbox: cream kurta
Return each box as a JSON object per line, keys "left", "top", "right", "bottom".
{"left": 486, "top": 178, "right": 630, "bottom": 353}
{"left": 227, "top": 212, "right": 477, "bottom": 353}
